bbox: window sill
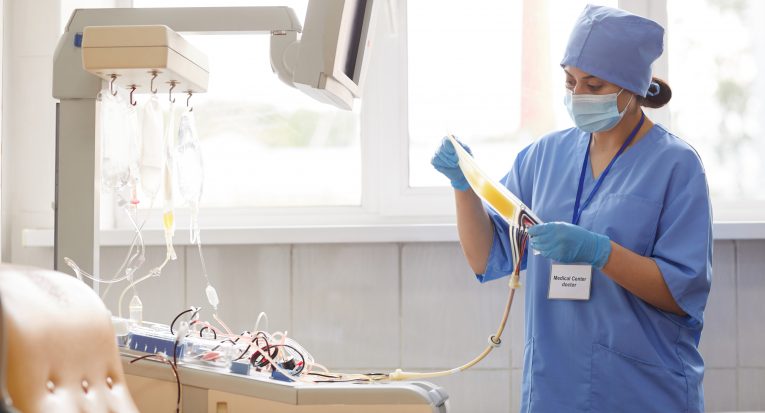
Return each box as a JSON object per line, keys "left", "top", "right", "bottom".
{"left": 21, "top": 221, "right": 765, "bottom": 247}
{"left": 21, "top": 224, "right": 459, "bottom": 247}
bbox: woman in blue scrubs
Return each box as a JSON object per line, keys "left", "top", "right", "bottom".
{"left": 432, "top": 5, "right": 712, "bottom": 413}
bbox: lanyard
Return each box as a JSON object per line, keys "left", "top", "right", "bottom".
{"left": 572, "top": 113, "right": 645, "bottom": 225}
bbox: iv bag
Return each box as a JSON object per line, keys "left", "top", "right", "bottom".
{"left": 163, "top": 102, "right": 181, "bottom": 209}
{"left": 175, "top": 108, "right": 204, "bottom": 206}
{"left": 126, "top": 101, "right": 141, "bottom": 199}
{"left": 140, "top": 94, "right": 165, "bottom": 198}
{"left": 98, "top": 90, "right": 132, "bottom": 192}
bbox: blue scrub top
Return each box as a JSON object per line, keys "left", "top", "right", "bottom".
{"left": 479, "top": 125, "right": 712, "bottom": 413}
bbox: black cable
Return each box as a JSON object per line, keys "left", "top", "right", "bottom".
{"left": 253, "top": 343, "right": 306, "bottom": 376}
{"left": 234, "top": 344, "right": 252, "bottom": 361}
{"left": 250, "top": 333, "right": 273, "bottom": 367}
{"left": 210, "top": 339, "right": 237, "bottom": 353}
{"left": 250, "top": 341, "right": 279, "bottom": 369}
{"left": 273, "top": 344, "right": 306, "bottom": 375}
{"left": 199, "top": 325, "right": 217, "bottom": 340}
{"left": 307, "top": 372, "right": 342, "bottom": 379}
{"left": 312, "top": 378, "right": 371, "bottom": 383}
{"left": 232, "top": 332, "right": 261, "bottom": 361}
{"left": 170, "top": 306, "right": 200, "bottom": 335}
{"left": 131, "top": 354, "right": 181, "bottom": 413}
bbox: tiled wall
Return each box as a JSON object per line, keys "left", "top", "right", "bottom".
{"left": 85, "top": 239, "right": 764, "bottom": 413}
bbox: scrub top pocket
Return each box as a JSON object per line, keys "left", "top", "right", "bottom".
{"left": 590, "top": 343, "right": 688, "bottom": 413}
{"left": 593, "top": 193, "right": 661, "bottom": 256}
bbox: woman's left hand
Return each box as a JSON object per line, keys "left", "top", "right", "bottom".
{"left": 528, "top": 222, "right": 612, "bottom": 269}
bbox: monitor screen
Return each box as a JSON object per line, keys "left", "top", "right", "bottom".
{"left": 340, "top": 0, "right": 372, "bottom": 86}
{"left": 291, "top": 0, "right": 378, "bottom": 109}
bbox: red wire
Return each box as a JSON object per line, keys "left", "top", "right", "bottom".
{"left": 513, "top": 233, "right": 528, "bottom": 276}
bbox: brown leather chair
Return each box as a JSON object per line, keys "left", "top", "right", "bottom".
{"left": 0, "top": 264, "right": 138, "bottom": 413}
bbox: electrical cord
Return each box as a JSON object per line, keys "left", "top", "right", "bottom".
{"left": 129, "top": 352, "right": 181, "bottom": 413}
{"left": 170, "top": 307, "right": 200, "bottom": 336}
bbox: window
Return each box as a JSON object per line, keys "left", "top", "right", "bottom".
{"left": 407, "top": 0, "right": 617, "bottom": 186}
{"left": 406, "top": 0, "right": 763, "bottom": 222}
{"left": 132, "top": 0, "right": 362, "bottom": 211}
{"left": 111, "top": 0, "right": 762, "bottom": 230}
{"left": 667, "top": 0, "right": 765, "bottom": 219}
{"left": 175, "top": 34, "right": 361, "bottom": 208}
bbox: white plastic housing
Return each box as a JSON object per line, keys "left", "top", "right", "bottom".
{"left": 82, "top": 25, "right": 209, "bottom": 93}
{"left": 292, "top": 0, "right": 377, "bottom": 110}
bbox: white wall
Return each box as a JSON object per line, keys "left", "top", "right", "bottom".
{"left": 0, "top": 0, "right": 120, "bottom": 265}
{"left": 22, "top": 239, "right": 765, "bottom": 412}
{"left": 1, "top": 0, "right": 59, "bottom": 265}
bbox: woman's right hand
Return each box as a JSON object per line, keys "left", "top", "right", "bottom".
{"left": 430, "top": 136, "right": 472, "bottom": 191}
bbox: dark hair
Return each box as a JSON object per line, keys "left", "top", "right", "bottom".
{"left": 636, "top": 77, "right": 671, "bottom": 108}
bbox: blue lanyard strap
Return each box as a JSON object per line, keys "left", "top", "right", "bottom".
{"left": 572, "top": 112, "right": 645, "bottom": 225}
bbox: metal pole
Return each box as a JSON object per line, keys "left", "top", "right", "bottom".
{"left": 54, "top": 99, "right": 99, "bottom": 280}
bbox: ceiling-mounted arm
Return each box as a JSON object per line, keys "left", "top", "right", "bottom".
{"left": 53, "top": 7, "right": 302, "bottom": 100}
{"left": 270, "top": 30, "right": 300, "bottom": 88}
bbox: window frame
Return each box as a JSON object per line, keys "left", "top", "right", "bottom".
{"left": 112, "top": 0, "right": 763, "bottom": 231}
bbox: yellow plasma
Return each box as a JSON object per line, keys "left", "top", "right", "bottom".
{"left": 447, "top": 134, "right": 534, "bottom": 224}
{"left": 462, "top": 163, "right": 517, "bottom": 220}
{"left": 163, "top": 211, "right": 174, "bottom": 230}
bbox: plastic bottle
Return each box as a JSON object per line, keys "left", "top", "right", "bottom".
{"left": 205, "top": 283, "right": 219, "bottom": 310}
{"left": 129, "top": 295, "right": 143, "bottom": 324}
{"left": 99, "top": 90, "right": 132, "bottom": 191}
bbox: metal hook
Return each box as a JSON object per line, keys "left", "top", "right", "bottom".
{"left": 186, "top": 91, "right": 193, "bottom": 111}
{"left": 129, "top": 85, "right": 137, "bottom": 106}
{"left": 150, "top": 71, "right": 158, "bottom": 94}
{"left": 168, "top": 81, "right": 177, "bottom": 103}
{"left": 109, "top": 74, "right": 118, "bottom": 96}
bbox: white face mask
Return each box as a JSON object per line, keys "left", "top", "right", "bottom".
{"left": 564, "top": 89, "right": 634, "bottom": 132}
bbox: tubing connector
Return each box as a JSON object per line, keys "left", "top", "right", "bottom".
{"left": 389, "top": 369, "right": 406, "bottom": 381}
{"left": 488, "top": 335, "right": 502, "bottom": 348}
{"left": 509, "top": 274, "right": 521, "bottom": 289}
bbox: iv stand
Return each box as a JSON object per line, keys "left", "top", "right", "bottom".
{"left": 52, "top": 7, "right": 302, "bottom": 281}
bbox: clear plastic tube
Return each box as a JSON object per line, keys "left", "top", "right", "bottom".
{"left": 99, "top": 89, "right": 132, "bottom": 192}
{"left": 99, "top": 199, "right": 156, "bottom": 301}
{"left": 163, "top": 101, "right": 180, "bottom": 262}
{"left": 141, "top": 93, "right": 166, "bottom": 198}
{"left": 117, "top": 261, "right": 168, "bottom": 319}
{"left": 115, "top": 100, "right": 180, "bottom": 318}
{"left": 175, "top": 108, "right": 204, "bottom": 243}
{"left": 76, "top": 88, "right": 144, "bottom": 295}
{"left": 253, "top": 312, "right": 269, "bottom": 333}
{"left": 173, "top": 107, "right": 222, "bottom": 315}
{"left": 126, "top": 100, "right": 141, "bottom": 204}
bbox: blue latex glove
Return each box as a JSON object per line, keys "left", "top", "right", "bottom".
{"left": 431, "top": 136, "right": 472, "bottom": 191}
{"left": 527, "top": 222, "right": 612, "bottom": 269}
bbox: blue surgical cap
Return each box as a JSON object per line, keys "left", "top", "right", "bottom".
{"left": 561, "top": 4, "right": 664, "bottom": 97}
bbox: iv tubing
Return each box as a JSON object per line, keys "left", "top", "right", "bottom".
{"left": 387, "top": 233, "right": 528, "bottom": 381}
{"left": 117, "top": 256, "right": 171, "bottom": 318}
{"left": 66, "top": 200, "right": 154, "bottom": 288}
{"left": 253, "top": 312, "right": 269, "bottom": 336}
{"left": 213, "top": 313, "right": 233, "bottom": 336}
{"left": 388, "top": 286, "right": 515, "bottom": 381}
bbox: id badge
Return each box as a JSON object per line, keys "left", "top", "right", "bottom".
{"left": 548, "top": 263, "right": 592, "bottom": 300}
